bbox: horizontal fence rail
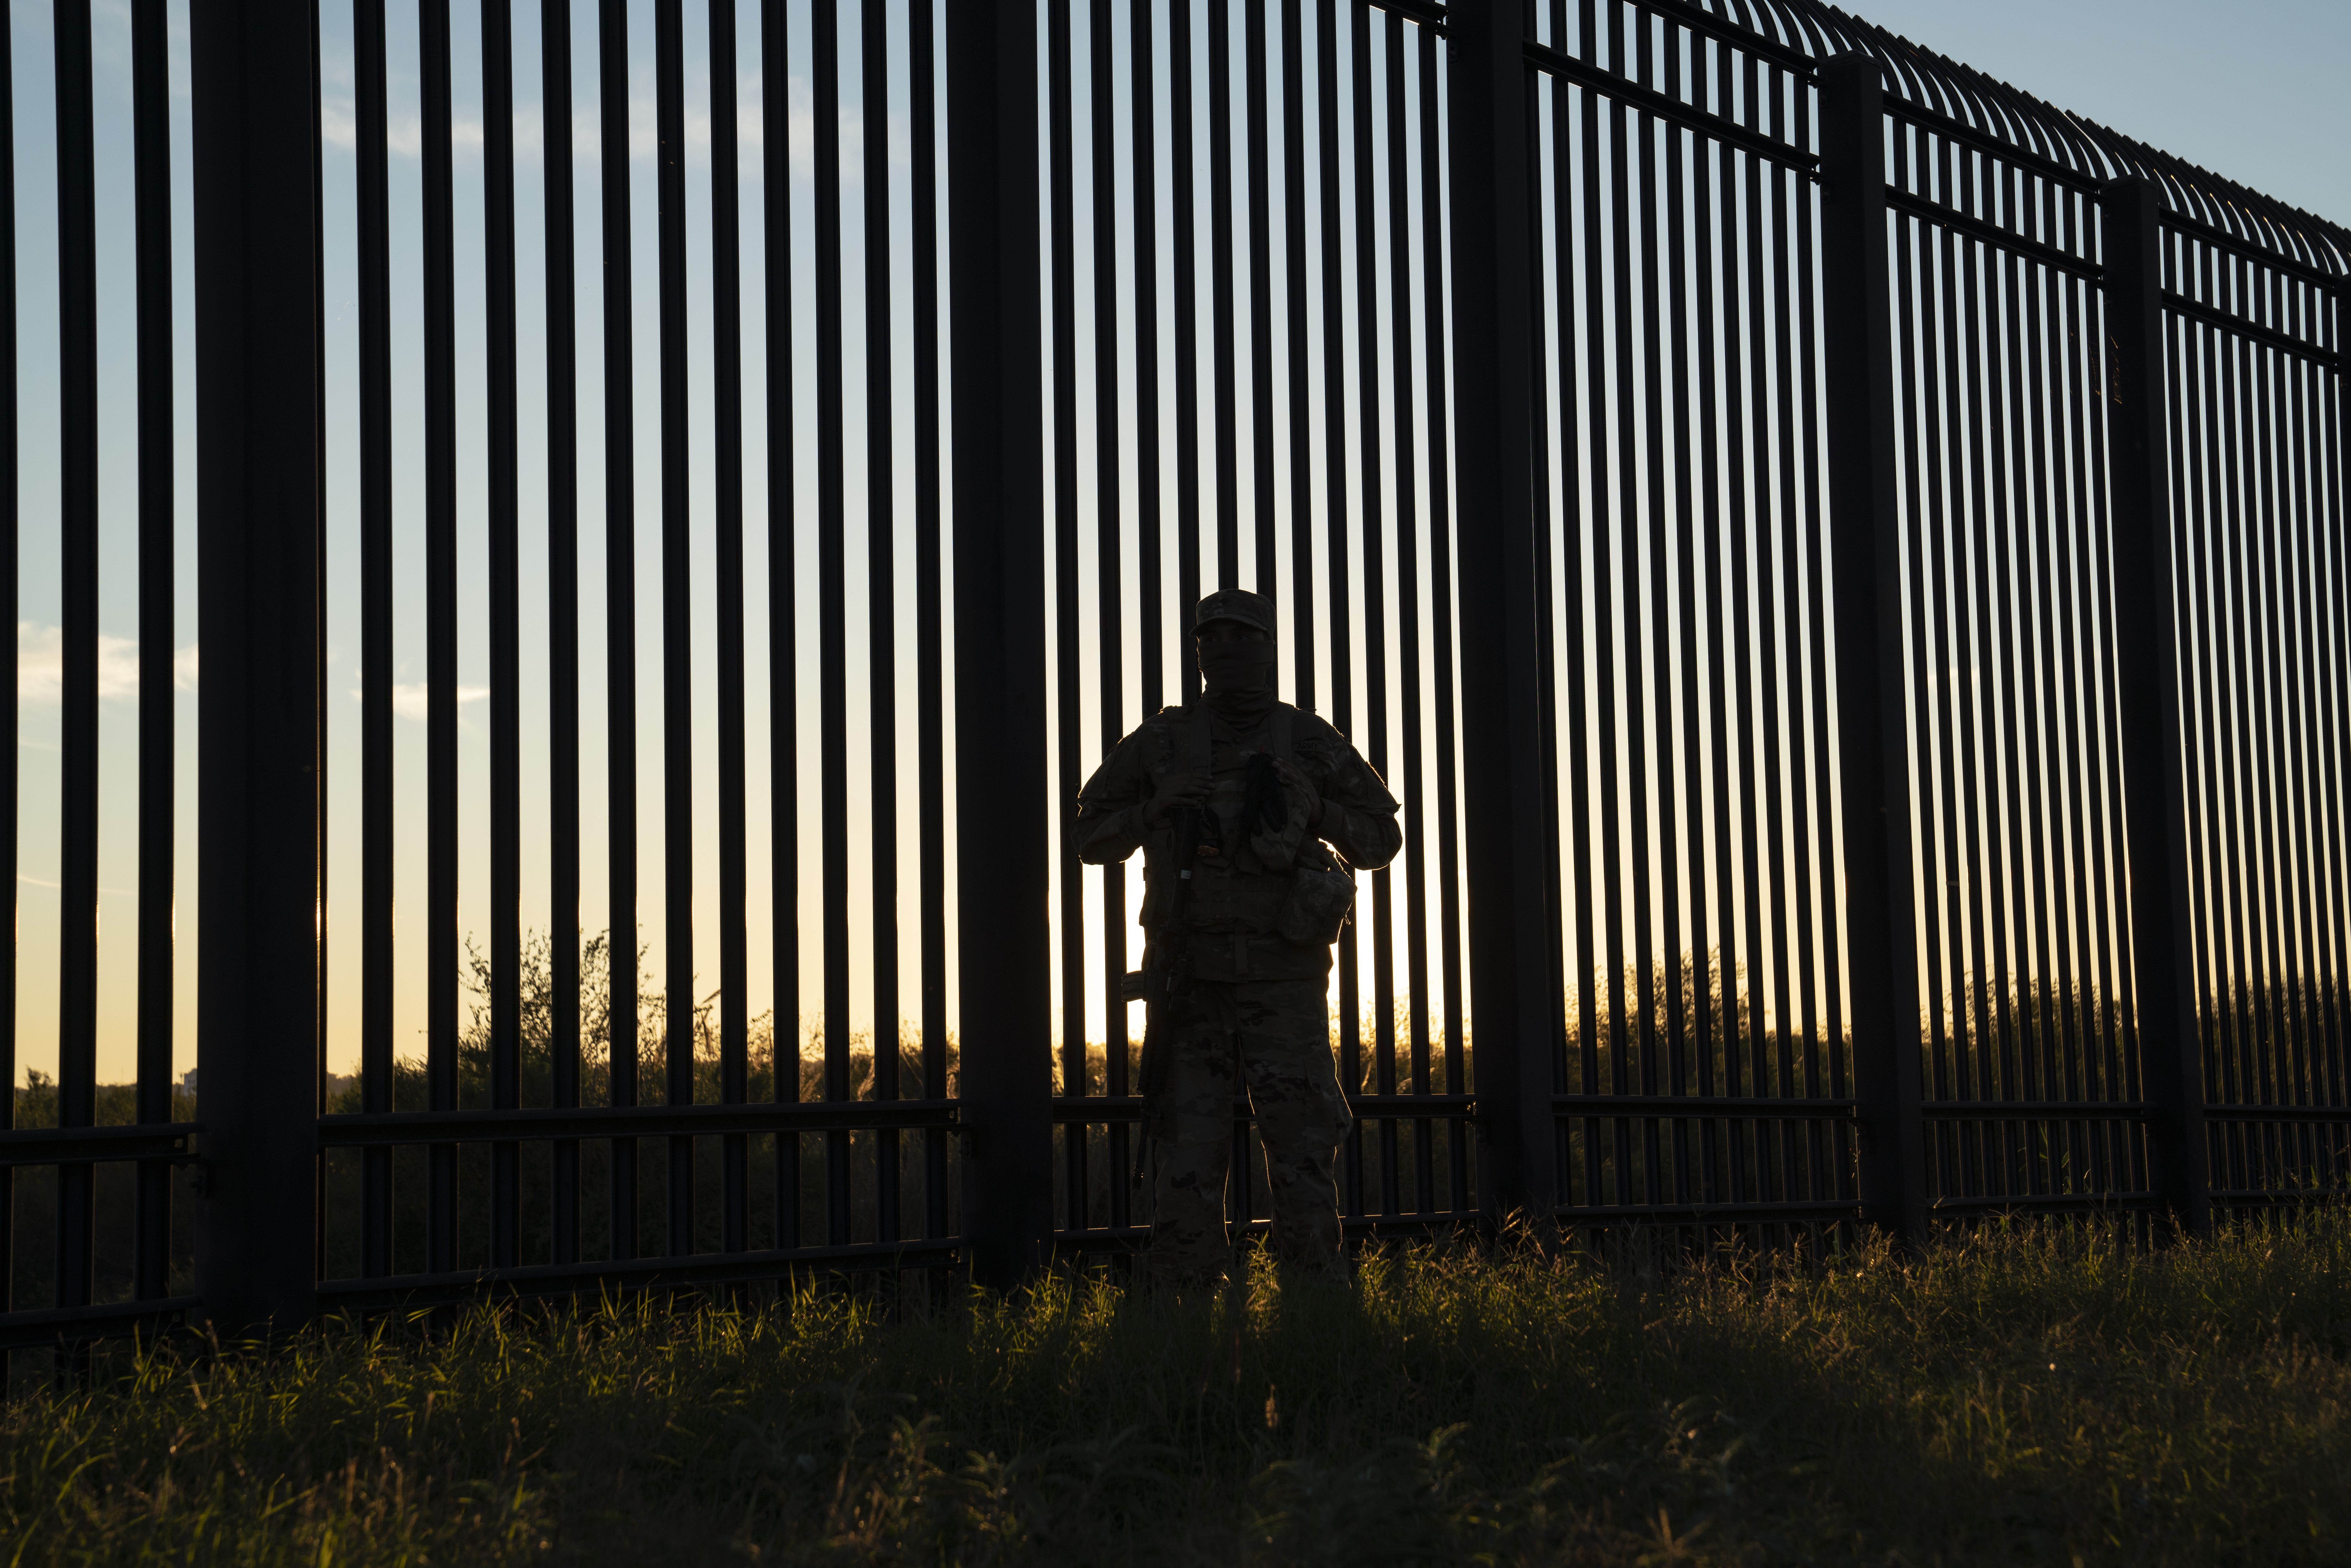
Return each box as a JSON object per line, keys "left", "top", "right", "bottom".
{"left": 1, "top": 0, "right": 2346, "bottom": 1356}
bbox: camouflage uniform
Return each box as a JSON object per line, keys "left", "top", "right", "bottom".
{"left": 1074, "top": 589, "right": 1402, "bottom": 1282}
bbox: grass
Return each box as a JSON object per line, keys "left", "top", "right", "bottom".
{"left": 5, "top": 1216, "right": 2348, "bottom": 1566}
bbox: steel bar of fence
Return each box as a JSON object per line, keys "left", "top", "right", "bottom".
{"left": 190, "top": 0, "right": 324, "bottom": 1333}
{"left": 2223, "top": 250, "right": 2267, "bottom": 1190}
{"left": 1387, "top": 9, "right": 1430, "bottom": 1213}
{"left": 814, "top": 0, "right": 849, "bottom": 1252}
{"left": 1172, "top": 0, "right": 1199, "bottom": 689}
{"left": 54, "top": 0, "right": 98, "bottom": 1323}
{"left": 132, "top": 0, "right": 175, "bottom": 1306}
{"left": 546, "top": 0, "right": 583, "bottom": 1270}
{"left": 1128, "top": 0, "right": 1166, "bottom": 1222}
{"left": 1819, "top": 53, "right": 1927, "bottom": 1245}
{"left": 1208, "top": 0, "right": 1236, "bottom": 588}
{"left": 1419, "top": 16, "right": 1468, "bottom": 1213}
{"left": 949, "top": 0, "right": 1052, "bottom": 1285}
{"left": 312, "top": 0, "right": 328, "bottom": 1264}
{"left": 762, "top": 0, "right": 800, "bottom": 1254}
{"left": 1978, "top": 138, "right": 2024, "bottom": 1200}
{"left": 1918, "top": 132, "right": 1975, "bottom": 1203}
{"left": 1723, "top": 24, "right": 1765, "bottom": 1210}
{"left": 1368, "top": 4, "right": 1399, "bottom": 1221}
{"left": 1595, "top": 0, "right": 1631, "bottom": 1214}
{"left": 656, "top": 0, "right": 694, "bottom": 1258}
{"left": 1630, "top": 4, "right": 1665, "bottom": 1209}
{"left": 1091, "top": 0, "right": 1129, "bottom": 1233}
{"left": 2175, "top": 238, "right": 2230, "bottom": 1192}
{"left": 1941, "top": 131, "right": 1989, "bottom": 1201}
{"left": 2053, "top": 167, "right": 2094, "bottom": 1179}
{"left": 2051, "top": 171, "right": 2115, "bottom": 1198}
{"left": 599, "top": 0, "right": 640, "bottom": 1265}
{"left": 1134, "top": 0, "right": 1163, "bottom": 721}
{"left": 355, "top": 0, "right": 393, "bottom": 1279}
{"left": 420, "top": 0, "right": 459, "bottom": 1277}
{"left": 1657, "top": 3, "right": 1700, "bottom": 1210}
{"left": 1326, "top": 0, "right": 1363, "bottom": 1219}
{"left": 1539, "top": 0, "right": 1591, "bottom": 1212}
{"left": 1766, "top": 49, "right": 1809, "bottom": 1217}
{"left": 484, "top": 0, "right": 522, "bottom": 1273}
{"left": 1048, "top": 0, "right": 1080, "bottom": 1234}
{"left": 2281, "top": 280, "right": 2334, "bottom": 1174}
{"left": 1449, "top": 0, "right": 1556, "bottom": 1224}
{"left": 2287, "top": 262, "right": 2338, "bottom": 1182}
{"left": 1341, "top": 0, "right": 1374, "bottom": 1223}
{"left": 713, "top": 0, "right": 749, "bottom": 1261}
{"left": 1688, "top": 31, "right": 1726, "bottom": 1208}
{"left": 1331, "top": 0, "right": 1361, "bottom": 1220}
{"left": 2107, "top": 176, "right": 2212, "bottom": 1236}
{"left": 1246, "top": 0, "right": 1274, "bottom": 596}
{"left": 2231, "top": 242, "right": 2283, "bottom": 1190}
{"left": 864, "top": 0, "right": 902, "bottom": 1251}
{"left": 912, "top": 0, "right": 950, "bottom": 1243}
{"left": 1798, "top": 61, "right": 1846, "bottom": 1215}
{"left": 2331, "top": 282, "right": 2351, "bottom": 1164}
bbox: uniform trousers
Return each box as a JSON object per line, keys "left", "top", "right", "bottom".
{"left": 1145, "top": 975, "right": 1352, "bottom": 1280}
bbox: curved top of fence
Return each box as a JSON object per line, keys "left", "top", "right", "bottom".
{"left": 1662, "top": 0, "right": 2351, "bottom": 283}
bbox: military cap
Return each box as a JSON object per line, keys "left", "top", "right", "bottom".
{"left": 1195, "top": 587, "right": 1274, "bottom": 636}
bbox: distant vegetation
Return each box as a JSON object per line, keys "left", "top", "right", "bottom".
{"left": 9, "top": 932, "right": 2338, "bottom": 1304}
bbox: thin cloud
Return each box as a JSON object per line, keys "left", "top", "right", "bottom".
{"left": 18, "top": 623, "right": 198, "bottom": 703}
{"left": 355, "top": 682, "right": 490, "bottom": 723}
{"left": 321, "top": 99, "right": 495, "bottom": 160}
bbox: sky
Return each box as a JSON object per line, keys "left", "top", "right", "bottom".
{"left": 1853, "top": 0, "right": 2349, "bottom": 230}
{"left": 7, "top": 0, "right": 2345, "bottom": 1088}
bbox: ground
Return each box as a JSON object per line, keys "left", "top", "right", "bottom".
{"left": 6, "top": 1217, "right": 2347, "bottom": 1564}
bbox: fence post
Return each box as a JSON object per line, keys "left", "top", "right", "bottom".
{"left": 190, "top": 0, "right": 325, "bottom": 1335}
{"left": 2101, "top": 176, "right": 2210, "bottom": 1238}
{"left": 1817, "top": 54, "right": 1927, "bottom": 1248}
{"left": 1447, "top": 0, "right": 1560, "bottom": 1227}
{"left": 946, "top": 0, "right": 1052, "bottom": 1286}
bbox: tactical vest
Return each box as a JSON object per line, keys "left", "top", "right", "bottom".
{"left": 1138, "top": 703, "right": 1347, "bottom": 983}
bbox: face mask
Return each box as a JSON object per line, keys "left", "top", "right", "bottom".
{"left": 1198, "top": 638, "right": 1276, "bottom": 693}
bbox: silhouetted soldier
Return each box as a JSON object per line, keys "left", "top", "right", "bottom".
{"left": 1074, "top": 588, "right": 1401, "bottom": 1285}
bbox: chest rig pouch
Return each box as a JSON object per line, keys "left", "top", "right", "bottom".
{"left": 1181, "top": 704, "right": 1356, "bottom": 950}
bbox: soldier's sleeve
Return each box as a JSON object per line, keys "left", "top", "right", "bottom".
{"left": 1297, "top": 715, "right": 1402, "bottom": 870}
{"left": 1073, "top": 722, "right": 1160, "bottom": 866}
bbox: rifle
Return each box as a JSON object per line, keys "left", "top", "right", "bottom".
{"left": 1131, "top": 802, "right": 1202, "bottom": 1166}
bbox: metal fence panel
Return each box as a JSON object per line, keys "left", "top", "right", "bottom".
{"left": 1040, "top": 0, "right": 1476, "bottom": 1258}
{"left": 2, "top": 0, "right": 2348, "bottom": 1355}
